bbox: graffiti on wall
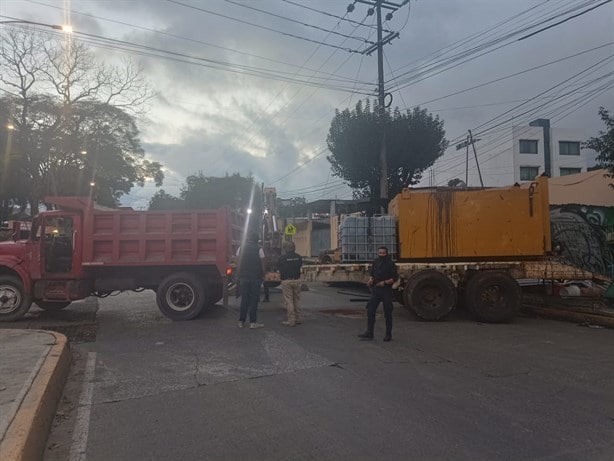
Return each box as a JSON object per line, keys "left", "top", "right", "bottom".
{"left": 550, "top": 206, "right": 614, "bottom": 277}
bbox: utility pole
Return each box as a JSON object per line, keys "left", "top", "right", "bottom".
{"left": 455, "top": 131, "right": 483, "bottom": 188}
{"left": 357, "top": 0, "right": 408, "bottom": 212}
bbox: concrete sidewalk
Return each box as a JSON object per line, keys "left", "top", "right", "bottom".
{"left": 0, "top": 329, "right": 71, "bottom": 461}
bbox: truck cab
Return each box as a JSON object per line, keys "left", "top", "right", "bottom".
{"left": 0, "top": 210, "right": 89, "bottom": 321}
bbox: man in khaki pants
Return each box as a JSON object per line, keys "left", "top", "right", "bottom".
{"left": 278, "top": 241, "right": 303, "bottom": 326}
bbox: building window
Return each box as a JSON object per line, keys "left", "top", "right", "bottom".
{"left": 560, "top": 167, "right": 581, "bottom": 176}
{"left": 559, "top": 141, "right": 580, "bottom": 155}
{"left": 520, "top": 166, "right": 539, "bottom": 181}
{"left": 519, "top": 139, "right": 538, "bottom": 154}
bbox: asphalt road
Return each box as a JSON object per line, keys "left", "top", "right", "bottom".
{"left": 37, "top": 284, "right": 614, "bottom": 460}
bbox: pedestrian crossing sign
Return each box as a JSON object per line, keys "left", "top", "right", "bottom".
{"left": 284, "top": 224, "right": 297, "bottom": 236}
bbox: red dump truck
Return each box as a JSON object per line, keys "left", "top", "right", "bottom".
{"left": 303, "top": 177, "right": 609, "bottom": 323}
{"left": 0, "top": 197, "right": 243, "bottom": 321}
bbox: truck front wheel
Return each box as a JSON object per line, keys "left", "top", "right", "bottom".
{"left": 156, "top": 272, "right": 206, "bottom": 320}
{"left": 0, "top": 276, "right": 33, "bottom": 322}
{"left": 465, "top": 271, "right": 521, "bottom": 323}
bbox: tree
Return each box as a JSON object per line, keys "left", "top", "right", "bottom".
{"left": 447, "top": 178, "right": 467, "bottom": 188}
{"left": 326, "top": 100, "right": 448, "bottom": 200}
{"left": 584, "top": 107, "right": 614, "bottom": 186}
{"left": 180, "top": 172, "right": 263, "bottom": 212}
{"left": 0, "top": 28, "right": 160, "bottom": 215}
{"left": 148, "top": 190, "right": 185, "bottom": 210}
{"left": 276, "top": 196, "right": 308, "bottom": 218}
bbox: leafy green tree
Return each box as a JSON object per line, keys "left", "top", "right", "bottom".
{"left": 0, "top": 28, "right": 159, "bottom": 214}
{"left": 276, "top": 197, "right": 308, "bottom": 218}
{"left": 180, "top": 172, "right": 263, "bottom": 212}
{"left": 326, "top": 100, "right": 448, "bottom": 200}
{"left": 584, "top": 107, "right": 614, "bottom": 186}
{"left": 148, "top": 190, "right": 185, "bottom": 210}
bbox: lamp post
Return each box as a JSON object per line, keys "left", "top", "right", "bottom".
{"left": 0, "top": 20, "right": 72, "bottom": 32}
{"left": 1, "top": 122, "right": 16, "bottom": 223}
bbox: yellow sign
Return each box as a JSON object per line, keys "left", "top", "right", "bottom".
{"left": 284, "top": 224, "right": 297, "bottom": 236}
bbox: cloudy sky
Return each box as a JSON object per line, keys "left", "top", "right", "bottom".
{"left": 2, "top": 0, "right": 613, "bottom": 208}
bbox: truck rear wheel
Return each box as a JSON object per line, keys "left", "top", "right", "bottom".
{"left": 465, "top": 271, "right": 521, "bottom": 323}
{"left": 0, "top": 276, "right": 33, "bottom": 322}
{"left": 156, "top": 272, "right": 206, "bottom": 320}
{"left": 404, "top": 270, "right": 457, "bottom": 320}
{"left": 35, "top": 301, "right": 72, "bottom": 311}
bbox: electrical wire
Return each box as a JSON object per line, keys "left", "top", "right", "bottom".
{"left": 165, "top": 0, "right": 361, "bottom": 54}
{"left": 222, "top": 0, "right": 374, "bottom": 44}
{"left": 387, "top": 0, "right": 610, "bottom": 92}
{"left": 280, "top": 0, "right": 386, "bottom": 32}
{"left": 23, "top": 0, "right": 367, "bottom": 82}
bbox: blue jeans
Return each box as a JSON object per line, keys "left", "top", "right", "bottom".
{"left": 239, "top": 278, "right": 262, "bottom": 322}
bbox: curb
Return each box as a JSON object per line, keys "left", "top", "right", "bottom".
{"left": 524, "top": 305, "right": 614, "bottom": 328}
{"left": 0, "top": 331, "right": 71, "bottom": 461}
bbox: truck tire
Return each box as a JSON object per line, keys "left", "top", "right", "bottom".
{"left": 465, "top": 271, "right": 521, "bottom": 323}
{"left": 404, "top": 270, "right": 457, "bottom": 321}
{"left": 0, "top": 276, "right": 33, "bottom": 322}
{"left": 156, "top": 272, "right": 206, "bottom": 320}
{"left": 35, "top": 301, "right": 72, "bottom": 311}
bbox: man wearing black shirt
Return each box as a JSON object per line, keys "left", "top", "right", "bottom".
{"left": 358, "top": 246, "right": 398, "bottom": 342}
{"left": 278, "top": 241, "right": 303, "bottom": 326}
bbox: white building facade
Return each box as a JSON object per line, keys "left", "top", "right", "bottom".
{"left": 511, "top": 119, "right": 597, "bottom": 183}
{"left": 429, "top": 118, "right": 598, "bottom": 188}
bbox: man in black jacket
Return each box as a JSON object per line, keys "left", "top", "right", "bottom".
{"left": 237, "top": 232, "right": 265, "bottom": 329}
{"left": 358, "top": 246, "right": 398, "bottom": 342}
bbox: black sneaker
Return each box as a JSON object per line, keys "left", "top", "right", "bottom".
{"left": 357, "top": 332, "right": 373, "bottom": 340}
{"left": 383, "top": 334, "right": 392, "bottom": 342}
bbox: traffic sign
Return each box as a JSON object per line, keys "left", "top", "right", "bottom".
{"left": 284, "top": 224, "right": 297, "bottom": 236}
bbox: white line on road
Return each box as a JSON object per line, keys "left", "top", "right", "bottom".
{"left": 69, "top": 352, "right": 97, "bottom": 461}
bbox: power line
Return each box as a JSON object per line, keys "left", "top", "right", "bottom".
{"left": 1, "top": 20, "right": 374, "bottom": 94}
{"left": 429, "top": 61, "right": 614, "bottom": 177}
{"left": 222, "top": 0, "right": 374, "bottom": 44}
{"left": 280, "top": 0, "right": 387, "bottom": 32}
{"left": 517, "top": 0, "right": 613, "bottom": 41}
{"left": 165, "top": 0, "right": 361, "bottom": 54}
{"left": 389, "top": 0, "right": 553, "bottom": 78}
{"left": 430, "top": 75, "right": 613, "bottom": 185}
{"left": 23, "top": 0, "right": 366, "bottom": 83}
{"left": 206, "top": 11, "right": 379, "bottom": 175}
{"left": 387, "top": 0, "right": 610, "bottom": 92}
{"left": 410, "top": 42, "right": 614, "bottom": 108}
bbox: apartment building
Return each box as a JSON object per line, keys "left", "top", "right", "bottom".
{"left": 512, "top": 119, "right": 597, "bottom": 182}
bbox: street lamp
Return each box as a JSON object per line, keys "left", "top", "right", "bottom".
{"left": 0, "top": 20, "right": 73, "bottom": 33}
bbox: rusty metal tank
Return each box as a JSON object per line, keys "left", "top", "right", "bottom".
{"left": 388, "top": 176, "right": 551, "bottom": 260}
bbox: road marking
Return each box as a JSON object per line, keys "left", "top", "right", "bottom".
{"left": 68, "top": 352, "right": 97, "bottom": 461}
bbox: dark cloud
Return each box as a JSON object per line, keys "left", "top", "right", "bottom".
{"left": 3, "top": 0, "right": 612, "bottom": 204}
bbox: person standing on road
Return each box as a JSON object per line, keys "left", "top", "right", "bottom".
{"left": 358, "top": 246, "right": 398, "bottom": 342}
{"left": 237, "top": 232, "right": 265, "bottom": 329}
{"left": 258, "top": 240, "right": 271, "bottom": 303}
{"left": 278, "top": 241, "right": 303, "bottom": 326}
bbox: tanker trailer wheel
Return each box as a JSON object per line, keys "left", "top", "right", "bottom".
{"left": 0, "top": 275, "right": 33, "bottom": 322}
{"left": 35, "top": 301, "right": 72, "bottom": 311}
{"left": 404, "top": 270, "right": 457, "bottom": 321}
{"left": 465, "top": 271, "right": 521, "bottom": 323}
{"left": 156, "top": 272, "right": 206, "bottom": 320}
